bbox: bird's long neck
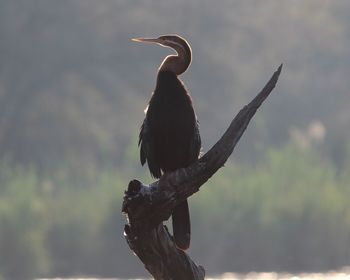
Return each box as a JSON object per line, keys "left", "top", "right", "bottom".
{"left": 159, "top": 42, "right": 192, "bottom": 75}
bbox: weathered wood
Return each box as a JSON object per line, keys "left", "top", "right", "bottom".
{"left": 122, "top": 64, "right": 282, "bottom": 280}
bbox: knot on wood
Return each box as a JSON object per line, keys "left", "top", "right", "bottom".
{"left": 127, "top": 179, "right": 142, "bottom": 194}
{"left": 122, "top": 180, "right": 142, "bottom": 214}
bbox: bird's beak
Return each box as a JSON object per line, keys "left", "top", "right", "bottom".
{"left": 132, "top": 37, "right": 163, "bottom": 44}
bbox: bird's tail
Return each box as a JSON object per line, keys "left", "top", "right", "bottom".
{"left": 172, "top": 199, "right": 191, "bottom": 250}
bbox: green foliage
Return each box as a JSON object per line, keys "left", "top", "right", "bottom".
{"left": 0, "top": 163, "right": 50, "bottom": 279}
{"left": 1, "top": 1, "right": 350, "bottom": 170}
{"left": 0, "top": 144, "right": 350, "bottom": 278}
{"left": 191, "top": 144, "right": 350, "bottom": 272}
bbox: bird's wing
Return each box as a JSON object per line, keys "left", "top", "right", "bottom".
{"left": 139, "top": 118, "right": 162, "bottom": 178}
{"left": 139, "top": 119, "right": 148, "bottom": 166}
{"left": 189, "top": 119, "right": 202, "bottom": 161}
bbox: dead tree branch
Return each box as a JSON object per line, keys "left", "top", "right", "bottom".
{"left": 122, "top": 64, "right": 283, "bottom": 280}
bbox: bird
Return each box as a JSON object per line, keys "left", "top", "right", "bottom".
{"left": 133, "top": 34, "right": 201, "bottom": 250}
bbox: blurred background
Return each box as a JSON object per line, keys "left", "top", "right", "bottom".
{"left": 1, "top": 0, "right": 350, "bottom": 279}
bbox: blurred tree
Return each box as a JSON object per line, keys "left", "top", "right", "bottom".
{"left": 0, "top": 0, "right": 349, "bottom": 170}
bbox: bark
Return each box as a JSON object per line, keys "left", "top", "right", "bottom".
{"left": 122, "top": 64, "right": 282, "bottom": 280}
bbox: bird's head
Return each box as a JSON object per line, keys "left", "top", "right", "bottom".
{"left": 132, "top": 34, "right": 192, "bottom": 75}
{"left": 132, "top": 34, "right": 189, "bottom": 51}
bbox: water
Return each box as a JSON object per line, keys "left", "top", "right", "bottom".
{"left": 210, "top": 270, "right": 350, "bottom": 279}
{"left": 38, "top": 268, "right": 350, "bottom": 279}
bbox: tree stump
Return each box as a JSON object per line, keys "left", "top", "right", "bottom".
{"left": 122, "top": 65, "right": 283, "bottom": 280}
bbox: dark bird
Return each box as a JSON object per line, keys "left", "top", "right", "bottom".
{"left": 133, "top": 34, "right": 201, "bottom": 250}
